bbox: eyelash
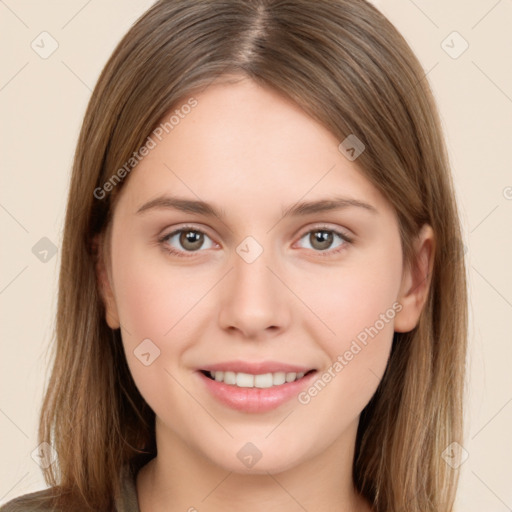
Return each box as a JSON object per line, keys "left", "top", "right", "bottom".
{"left": 158, "top": 224, "right": 354, "bottom": 259}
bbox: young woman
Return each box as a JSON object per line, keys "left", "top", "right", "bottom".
{"left": 1, "top": 0, "right": 467, "bottom": 511}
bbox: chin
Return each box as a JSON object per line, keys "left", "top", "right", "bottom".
{"left": 200, "top": 436, "right": 314, "bottom": 475}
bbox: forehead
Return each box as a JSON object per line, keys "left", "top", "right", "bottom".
{"left": 113, "top": 78, "right": 391, "bottom": 219}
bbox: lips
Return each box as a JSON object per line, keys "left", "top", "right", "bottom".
{"left": 199, "top": 360, "right": 315, "bottom": 375}
{"left": 195, "top": 360, "right": 318, "bottom": 413}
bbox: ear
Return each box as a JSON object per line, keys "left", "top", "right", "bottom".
{"left": 394, "top": 224, "right": 435, "bottom": 333}
{"left": 92, "top": 233, "right": 120, "bottom": 330}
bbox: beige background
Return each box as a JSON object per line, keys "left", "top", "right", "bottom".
{"left": 1, "top": 0, "right": 511, "bottom": 509}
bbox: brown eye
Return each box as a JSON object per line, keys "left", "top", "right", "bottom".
{"left": 179, "top": 230, "right": 204, "bottom": 251}
{"left": 309, "top": 230, "right": 334, "bottom": 251}
{"left": 161, "top": 227, "right": 215, "bottom": 256}
{"left": 296, "top": 227, "right": 351, "bottom": 255}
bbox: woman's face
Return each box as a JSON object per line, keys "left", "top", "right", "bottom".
{"left": 99, "top": 76, "right": 424, "bottom": 474}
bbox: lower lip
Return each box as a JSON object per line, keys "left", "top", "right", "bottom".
{"left": 196, "top": 370, "right": 318, "bottom": 413}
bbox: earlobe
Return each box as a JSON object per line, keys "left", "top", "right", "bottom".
{"left": 93, "top": 233, "right": 120, "bottom": 330}
{"left": 394, "top": 224, "right": 435, "bottom": 333}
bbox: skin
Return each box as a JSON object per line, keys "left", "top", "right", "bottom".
{"left": 97, "top": 76, "right": 433, "bottom": 512}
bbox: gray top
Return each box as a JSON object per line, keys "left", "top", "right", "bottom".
{"left": 0, "top": 464, "right": 140, "bottom": 512}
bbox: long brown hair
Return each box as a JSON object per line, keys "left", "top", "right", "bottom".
{"left": 27, "top": 0, "right": 468, "bottom": 510}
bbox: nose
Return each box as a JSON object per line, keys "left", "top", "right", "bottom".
{"left": 218, "top": 243, "right": 291, "bottom": 339}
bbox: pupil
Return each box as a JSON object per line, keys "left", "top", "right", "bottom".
{"left": 312, "top": 230, "right": 332, "bottom": 250}
{"left": 181, "top": 231, "right": 203, "bottom": 250}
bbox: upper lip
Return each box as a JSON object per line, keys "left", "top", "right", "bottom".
{"left": 199, "top": 360, "right": 316, "bottom": 375}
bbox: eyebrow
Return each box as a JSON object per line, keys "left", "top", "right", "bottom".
{"left": 135, "top": 195, "right": 377, "bottom": 219}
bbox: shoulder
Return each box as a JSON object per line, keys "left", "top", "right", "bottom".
{"left": 1, "top": 461, "right": 146, "bottom": 512}
{"left": 0, "top": 488, "right": 58, "bottom": 512}
{"left": 1, "top": 462, "right": 143, "bottom": 512}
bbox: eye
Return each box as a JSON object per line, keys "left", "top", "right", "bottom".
{"left": 296, "top": 226, "right": 352, "bottom": 256}
{"left": 159, "top": 225, "right": 353, "bottom": 259}
{"left": 159, "top": 226, "right": 216, "bottom": 257}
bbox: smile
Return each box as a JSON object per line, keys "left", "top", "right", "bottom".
{"left": 196, "top": 362, "right": 319, "bottom": 413}
{"left": 201, "top": 369, "right": 315, "bottom": 388}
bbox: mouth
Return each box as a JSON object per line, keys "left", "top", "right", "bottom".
{"left": 199, "top": 369, "right": 317, "bottom": 388}
{"left": 195, "top": 363, "right": 319, "bottom": 413}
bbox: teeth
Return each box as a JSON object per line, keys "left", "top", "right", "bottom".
{"left": 285, "top": 372, "right": 297, "bottom": 382}
{"left": 236, "top": 372, "right": 254, "bottom": 387}
{"left": 207, "top": 370, "right": 309, "bottom": 387}
{"left": 223, "top": 371, "right": 236, "bottom": 385}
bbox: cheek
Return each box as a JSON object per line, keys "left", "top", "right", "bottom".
{"left": 110, "top": 246, "right": 209, "bottom": 414}
{"left": 303, "top": 241, "right": 402, "bottom": 344}
{"left": 296, "top": 242, "right": 402, "bottom": 409}
{"left": 109, "top": 240, "right": 200, "bottom": 374}
{"left": 111, "top": 240, "right": 209, "bottom": 341}
{"left": 114, "top": 262, "right": 173, "bottom": 340}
